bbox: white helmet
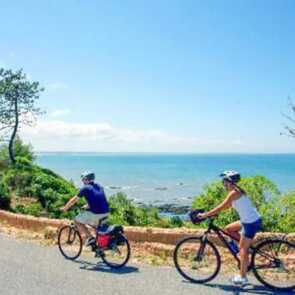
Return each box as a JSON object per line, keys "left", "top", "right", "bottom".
{"left": 220, "top": 170, "right": 241, "bottom": 183}
{"left": 81, "top": 171, "right": 95, "bottom": 181}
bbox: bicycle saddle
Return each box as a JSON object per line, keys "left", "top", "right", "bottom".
{"left": 97, "top": 225, "right": 123, "bottom": 235}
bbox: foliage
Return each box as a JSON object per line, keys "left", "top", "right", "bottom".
{"left": 0, "top": 137, "right": 35, "bottom": 172}
{"left": 13, "top": 137, "right": 35, "bottom": 162}
{"left": 108, "top": 193, "right": 160, "bottom": 226}
{"left": 169, "top": 216, "right": 184, "bottom": 227}
{"left": 14, "top": 203, "right": 44, "bottom": 217}
{"left": 107, "top": 193, "right": 184, "bottom": 228}
{"left": 0, "top": 139, "right": 78, "bottom": 218}
{"left": 0, "top": 181, "right": 10, "bottom": 210}
{"left": 278, "top": 191, "right": 295, "bottom": 233}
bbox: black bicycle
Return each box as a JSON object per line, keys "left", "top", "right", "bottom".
{"left": 58, "top": 217, "right": 131, "bottom": 269}
{"left": 173, "top": 210, "right": 295, "bottom": 291}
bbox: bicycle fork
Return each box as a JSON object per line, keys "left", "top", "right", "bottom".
{"left": 194, "top": 235, "right": 208, "bottom": 262}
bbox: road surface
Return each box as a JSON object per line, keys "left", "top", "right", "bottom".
{"left": 0, "top": 235, "right": 293, "bottom": 295}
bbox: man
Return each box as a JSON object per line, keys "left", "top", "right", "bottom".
{"left": 60, "top": 171, "right": 110, "bottom": 246}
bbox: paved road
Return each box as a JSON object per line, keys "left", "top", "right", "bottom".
{"left": 0, "top": 235, "right": 293, "bottom": 295}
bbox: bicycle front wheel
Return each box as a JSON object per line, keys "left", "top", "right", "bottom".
{"left": 58, "top": 225, "right": 83, "bottom": 260}
{"left": 252, "top": 239, "right": 295, "bottom": 291}
{"left": 173, "top": 236, "right": 221, "bottom": 283}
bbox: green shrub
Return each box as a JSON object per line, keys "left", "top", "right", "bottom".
{"left": 107, "top": 193, "right": 186, "bottom": 228}
{"left": 108, "top": 193, "right": 162, "bottom": 226}
{"left": 170, "top": 216, "right": 184, "bottom": 227}
{"left": 278, "top": 191, "right": 295, "bottom": 233}
{"left": 14, "top": 203, "right": 43, "bottom": 217}
{"left": 0, "top": 181, "right": 10, "bottom": 210}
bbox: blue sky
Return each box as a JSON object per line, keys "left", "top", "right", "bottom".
{"left": 1, "top": 0, "right": 295, "bottom": 152}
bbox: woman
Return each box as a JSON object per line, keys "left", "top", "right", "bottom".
{"left": 198, "top": 171, "right": 262, "bottom": 286}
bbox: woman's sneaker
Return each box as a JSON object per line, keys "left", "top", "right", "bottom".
{"left": 230, "top": 275, "right": 249, "bottom": 287}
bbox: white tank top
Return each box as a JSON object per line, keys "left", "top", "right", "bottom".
{"left": 232, "top": 195, "right": 260, "bottom": 224}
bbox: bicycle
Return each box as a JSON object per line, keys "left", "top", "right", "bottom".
{"left": 173, "top": 210, "right": 295, "bottom": 291}
{"left": 57, "top": 217, "right": 131, "bottom": 269}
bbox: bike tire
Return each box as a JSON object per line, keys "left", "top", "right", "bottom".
{"left": 101, "top": 233, "right": 131, "bottom": 269}
{"left": 174, "top": 236, "right": 221, "bottom": 284}
{"left": 58, "top": 225, "right": 83, "bottom": 260}
{"left": 252, "top": 238, "right": 295, "bottom": 291}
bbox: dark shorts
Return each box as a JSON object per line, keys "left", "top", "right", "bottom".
{"left": 241, "top": 218, "right": 263, "bottom": 239}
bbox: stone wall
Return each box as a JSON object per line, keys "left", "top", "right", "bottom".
{"left": 0, "top": 210, "right": 294, "bottom": 245}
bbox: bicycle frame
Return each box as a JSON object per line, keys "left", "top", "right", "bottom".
{"left": 200, "top": 217, "right": 279, "bottom": 269}
{"left": 201, "top": 218, "right": 253, "bottom": 266}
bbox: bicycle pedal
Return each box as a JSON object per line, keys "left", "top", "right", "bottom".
{"left": 95, "top": 248, "right": 104, "bottom": 257}
{"left": 91, "top": 247, "right": 96, "bottom": 252}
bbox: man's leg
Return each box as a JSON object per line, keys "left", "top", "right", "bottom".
{"left": 75, "top": 220, "right": 92, "bottom": 240}
{"left": 75, "top": 212, "right": 93, "bottom": 241}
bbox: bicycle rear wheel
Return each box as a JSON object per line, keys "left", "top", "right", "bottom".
{"left": 101, "top": 233, "right": 130, "bottom": 269}
{"left": 252, "top": 239, "right": 295, "bottom": 291}
{"left": 58, "top": 225, "right": 83, "bottom": 260}
{"left": 173, "top": 236, "right": 221, "bottom": 283}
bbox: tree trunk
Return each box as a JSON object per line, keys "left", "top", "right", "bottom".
{"left": 8, "top": 98, "right": 18, "bottom": 164}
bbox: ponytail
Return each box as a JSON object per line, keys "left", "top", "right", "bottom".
{"left": 234, "top": 183, "right": 246, "bottom": 195}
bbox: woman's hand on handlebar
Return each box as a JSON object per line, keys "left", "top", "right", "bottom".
{"left": 197, "top": 212, "right": 208, "bottom": 219}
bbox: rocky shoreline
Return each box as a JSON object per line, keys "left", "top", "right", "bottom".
{"left": 137, "top": 202, "right": 191, "bottom": 216}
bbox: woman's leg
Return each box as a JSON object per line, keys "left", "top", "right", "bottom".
{"left": 225, "top": 221, "right": 242, "bottom": 241}
{"left": 239, "top": 236, "right": 253, "bottom": 278}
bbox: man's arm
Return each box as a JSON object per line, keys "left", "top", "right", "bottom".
{"left": 60, "top": 196, "right": 79, "bottom": 212}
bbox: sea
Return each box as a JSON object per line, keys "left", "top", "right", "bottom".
{"left": 36, "top": 153, "right": 295, "bottom": 206}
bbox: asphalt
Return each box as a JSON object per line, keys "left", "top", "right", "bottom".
{"left": 0, "top": 234, "right": 293, "bottom": 295}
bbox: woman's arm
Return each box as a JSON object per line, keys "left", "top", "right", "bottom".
{"left": 198, "top": 190, "right": 239, "bottom": 219}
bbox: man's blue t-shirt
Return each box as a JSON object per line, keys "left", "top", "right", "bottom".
{"left": 78, "top": 183, "right": 109, "bottom": 214}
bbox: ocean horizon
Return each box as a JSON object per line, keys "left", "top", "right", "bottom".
{"left": 36, "top": 152, "right": 295, "bottom": 206}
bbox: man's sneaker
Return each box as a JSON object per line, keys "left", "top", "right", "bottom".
{"left": 230, "top": 275, "right": 249, "bottom": 287}
{"left": 85, "top": 237, "right": 96, "bottom": 247}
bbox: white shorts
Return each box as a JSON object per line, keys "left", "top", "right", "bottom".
{"left": 75, "top": 211, "right": 109, "bottom": 226}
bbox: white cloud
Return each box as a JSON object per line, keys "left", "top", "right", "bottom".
{"left": 50, "top": 109, "right": 71, "bottom": 118}
{"left": 47, "top": 82, "right": 68, "bottom": 90}
{"left": 19, "top": 120, "right": 244, "bottom": 152}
